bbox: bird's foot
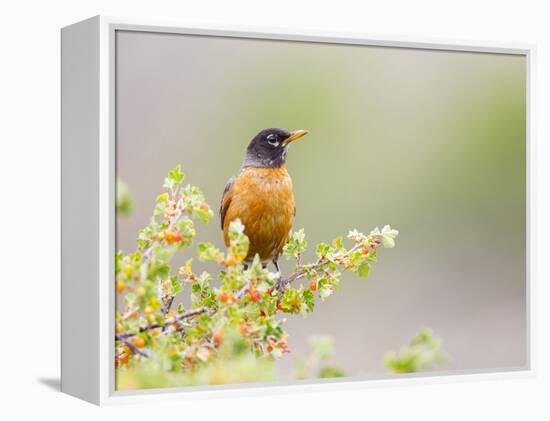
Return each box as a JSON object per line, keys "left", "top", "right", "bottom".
{"left": 276, "top": 276, "right": 286, "bottom": 306}
{"left": 272, "top": 259, "right": 285, "bottom": 305}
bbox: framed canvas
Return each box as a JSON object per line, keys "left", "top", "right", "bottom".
{"left": 61, "top": 15, "right": 535, "bottom": 405}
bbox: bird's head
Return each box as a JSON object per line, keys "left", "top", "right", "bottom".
{"left": 243, "top": 128, "right": 309, "bottom": 168}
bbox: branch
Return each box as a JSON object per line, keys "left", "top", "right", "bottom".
{"left": 161, "top": 296, "right": 175, "bottom": 316}
{"left": 115, "top": 334, "right": 155, "bottom": 358}
{"left": 116, "top": 306, "right": 209, "bottom": 341}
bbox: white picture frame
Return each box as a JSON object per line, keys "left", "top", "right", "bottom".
{"left": 61, "top": 15, "right": 536, "bottom": 405}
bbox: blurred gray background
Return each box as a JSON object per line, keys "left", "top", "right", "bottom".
{"left": 115, "top": 31, "right": 526, "bottom": 377}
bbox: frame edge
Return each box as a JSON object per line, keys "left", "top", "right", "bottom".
{"left": 61, "top": 15, "right": 101, "bottom": 405}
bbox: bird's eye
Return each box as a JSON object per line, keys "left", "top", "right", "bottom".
{"left": 266, "top": 134, "right": 279, "bottom": 147}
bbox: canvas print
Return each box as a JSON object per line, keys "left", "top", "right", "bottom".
{"left": 114, "top": 31, "right": 526, "bottom": 391}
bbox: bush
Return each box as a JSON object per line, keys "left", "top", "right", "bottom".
{"left": 115, "top": 165, "right": 409, "bottom": 389}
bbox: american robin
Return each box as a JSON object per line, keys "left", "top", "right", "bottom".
{"left": 220, "top": 128, "right": 309, "bottom": 271}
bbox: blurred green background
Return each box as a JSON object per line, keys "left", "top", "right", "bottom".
{"left": 115, "top": 31, "right": 526, "bottom": 377}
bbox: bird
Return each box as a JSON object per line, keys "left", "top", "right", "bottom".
{"left": 220, "top": 128, "right": 309, "bottom": 272}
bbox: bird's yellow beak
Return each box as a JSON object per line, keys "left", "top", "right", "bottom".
{"left": 283, "top": 129, "right": 309, "bottom": 146}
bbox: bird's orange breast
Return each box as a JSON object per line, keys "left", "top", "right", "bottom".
{"left": 223, "top": 166, "right": 295, "bottom": 262}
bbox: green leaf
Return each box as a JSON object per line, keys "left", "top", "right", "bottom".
{"left": 318, "top": 285, "right": 333, "bottom": 300}
{"left": 197, "top": 242, "right": 225, "bottom": 263}
{"left": 156, "top": 192, "right": 169, "bottom": 203}
{"left": 280, "top": 288, "right": 302, "bottom": 314}
{"left": 332, "top": 236, "right": 344, "bottom": 250}
{"left": 153, "top": 201, "right": 166, "bottom": 218}
{"left": 178, "top": 218, "right": 196, "bottom": 243}
{"left": 283, "top": 229, "right": 307, "bottom": 259}
{"left": 168, "top": 165, "right": 185, "bottom": 184}
{"left": 375, "top": 225, "right": 399, "bottom": 249}
{"left": 194, "top": 206, "right": 213, "bottom": 224}
{"left": 381, "top": 225, "right": 399, "bottom": 238}
{"left": 228, "top": 219, "right": 249, "bottom": 261}
{"left": 357, "top": 262, "right": 371, "bottom": 278}
{"left": 162, "top": 165, "right": 185, "bottom": 190}
{"left": 196, "top": 272, "right": 212, "bottom": 289}
{"left": 169, "top": 275, "right": 183, "bottom": 296}
{"left": 381, "top": 236, "right": 395, "bottom": 248}
{"left": 301, "top": 289, "right": 315, "bottom": 312}
{"left": 229, "top": 218, "right": 245, "bottom": 235}
{"left": 349, "top": 249, "right": 365, "bottom": 265}
{"left": 315, "top": 242, "right": 331, "bottom": 258}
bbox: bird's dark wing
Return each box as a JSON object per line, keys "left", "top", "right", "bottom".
{"left": 220, "top": 175, "right": 236, "bottom": 229}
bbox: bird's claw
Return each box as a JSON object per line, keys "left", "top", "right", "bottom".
{"left": 276, "top": 277, "right": 286, "bottom": 306}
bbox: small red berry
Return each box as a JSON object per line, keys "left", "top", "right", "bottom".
{"left": 248, "top": 285, "right": 261, "bottom": 302}
{"left": 165, "top": 231, "right": 182, "bottom": 244}
{"left": 132, "top": 337, "right": 145, "bottom": 348}
{"left": 219, "top": 292, "right": 235, "bottom": 304}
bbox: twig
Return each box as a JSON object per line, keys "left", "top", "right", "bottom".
{"left": 236, "top": 283, "right": 250, "bottom": 299}
{"left": 116, "top": 306, "right": 209, "bottom": 340}
{"left": 115, "top": 334, "right": 155, "bottom": 358}
{"left": 161, "top": 296, "right": 175, "bottom": 316}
